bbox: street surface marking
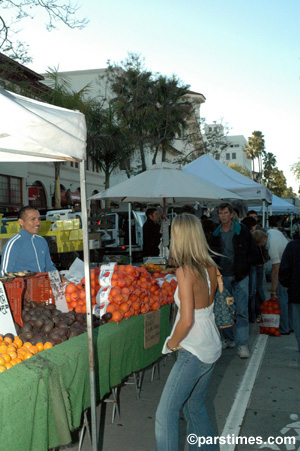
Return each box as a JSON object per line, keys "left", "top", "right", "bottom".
{"left": 220, "top": 334, "right": 269, "bottom": 451}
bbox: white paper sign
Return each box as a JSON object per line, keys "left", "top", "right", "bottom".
{"left": 48, "top": 270, "right": 69, "bottom": 313}
{"left": 0, "top": 282, "right": 17, "bottom": 335}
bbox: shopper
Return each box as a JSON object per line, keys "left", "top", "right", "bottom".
{"left": 210, "top": 203, "right": 260, "bottom": 358}
{"left": 155, "top": 213, "right": 221, "bottom": 451}
{"left": 0, "top": 206, "right": 56, "bottom": 276}
{"left": 142, "top": 208, "right": 162, "bottom": 257}
{"left": 279, "top": 239, "right": 300, "bottom": 351}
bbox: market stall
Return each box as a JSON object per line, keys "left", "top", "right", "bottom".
{"left": 0, "top": 305, "right": 171, "bottom": 450}
{"left": 0, "top": 89, "right": 99, "bottom": 448}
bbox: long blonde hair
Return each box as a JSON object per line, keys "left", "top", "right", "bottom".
{"left": 170, "top": 213, "right": 216, "bottom": 284}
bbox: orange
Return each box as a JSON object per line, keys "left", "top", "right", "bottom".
{"left": 81, "top": 305, "right": 87, "bottom": 313}
{"left": 0, "top": 334, "right": 3, "bottom": 342}
{"left": 111, "top": 310, "right": 123, "bottom": 323}
{"left": 0, "top": 364, "right": 7, "bottom": 372}
{"left": 1, "top": 353, "right": 11, "bottom": 363}
{"left": 23, "top": 352, "right": 33, "bottom": 359}
{"left": 70, "top": 301, "right": 78, "bottom": 309}
{"left": 0, "top": 356, "right": 6, "bottom": 365}
{"left": 36, "top": 343, "right": 44, "bottom": 352}
{"left": 119, "top": 302, "right": 129, "bottom": 313}
{"left": 0, "top": 344, "right": 8, "bottom": 353}
{"left": 44, "top": 342, "right": 53, "bottom": 350}
{"left": 13, "top": 337, "right": 23, "bottom": 348}
{"left": 106, "top": 303, "right": 117, "bottom": 314}
{"left": 7, "top": 350, "right": 17, "bottom": 360}
{"left": 29, "top": 346, "right": 37, "bottom": 355}
{"left": 10, "top": 359, "right": 18, "bottom": 366}
{"left": 7, "top": 344, "right": 18, "bottom": 352}
{"left": 75, "top": 305, "right": 82, "bottom": 313}
{"left": 5, "top": 362, "right": 13, "bottom": 369}
{"left": 3, "top": 336, "right": 13, "bottom": 345}
{"left": 23, "top": 342, "right": 33, "bottom": 350}
{"left": 65, "top": 283, "right": 77, "bottom": 294}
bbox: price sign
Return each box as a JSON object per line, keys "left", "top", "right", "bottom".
{"left": 144, "top": 310, "right": 161, "bottom": 349}
{"left": 48, "top": 270, "right": 69, "bottom": 313}
{"left": 0, "top": 282, "right": 17, "bottom": 335}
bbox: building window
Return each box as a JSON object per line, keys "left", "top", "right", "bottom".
{"left": 208, "top": 127, "right": 212, "bottom": 132}
{"left": 215, "top": 153, "right": 220, "bottom": 160}
{"left": 0, "top": 174, "right": 22, "bottom": 208}
{"left": 226, "top": 153, "right": 230, "bottom": 160}
{"left": 234, "top": 144, "right": 239, "bottom": 147}
{"left": 232, "top": 153, "right": 236, "bottom": 159}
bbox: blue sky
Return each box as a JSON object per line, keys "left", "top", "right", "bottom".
{"left": 16, "top": 0, "right": 300, "bottom": 192}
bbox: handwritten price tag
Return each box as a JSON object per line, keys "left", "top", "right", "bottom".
{"left": 0, "top": 282, "right": 17, "bottom": 335}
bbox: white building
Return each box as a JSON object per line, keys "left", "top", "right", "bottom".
{"left": 204, "top": 123, "right": 251, "bottom": 173}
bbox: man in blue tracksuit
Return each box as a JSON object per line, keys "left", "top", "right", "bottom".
{"left": 210, "top": 203, "right": 260, "bottom": 359}
{"left": 0, "top": 206, "right": 56, "bottom": 276}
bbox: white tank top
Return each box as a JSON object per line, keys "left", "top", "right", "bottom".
{"left": 162, "top": 268, "right": 222, "bottom": 364}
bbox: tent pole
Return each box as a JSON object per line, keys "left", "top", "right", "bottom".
{"left": 262, "top": 201, "right": 266, "bottom": 228}
{"left": 80, "top": 161, "right": 98, "bottom": 450}
{"left": 128, "top": 202, "right": 132, "bottom": 264}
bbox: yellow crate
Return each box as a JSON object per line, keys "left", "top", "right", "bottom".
{"left": 6, "top": 222, "right": 20, "bottom": 234}
{"left": 69, "top": 242, "right": 76, "bottom": 251}
{"left": 78, "top": 229, "right": 83, "bottom": 240}
{"left": 63, "top": 219, "right": 74, "bottom": 230}
{"left": 69, "top": 230, "right": 79, "bottom": 241}
{"left": 75, "top": 240, "right": 83, "bottom": 251}
{"left": 57, "top": 242, "right": 70, "bottom": 253}
{"left": 73, "top": 218, "right": 80, "bottom": 230}
{"left": 39, "top": 220, "right": 52, "bottom": 233}
{"left": 55, "top": 220, "right": 64, "bottom": 230}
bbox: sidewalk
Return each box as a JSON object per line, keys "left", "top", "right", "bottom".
{"left": 64, "top": 323, "right": 300, "bottom": 451}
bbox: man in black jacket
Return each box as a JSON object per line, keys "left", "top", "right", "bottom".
{"left": 279, "top": 239, "right": 300, "bottom": 353}
{"left": 211, "top": 203, "right": 260, "bottom": 359}
{"left": 142, "top": 208, "right": 162, "bottom": 257}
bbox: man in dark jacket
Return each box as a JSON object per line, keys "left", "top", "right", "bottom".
{"left": 211, "top": 203, "right": 260, "bottom": 358}
{"left": 142, "top": 208, "right": 162, "bottom": 257}
{"left": 279, "top": 239, "right": 300, "bottom": 353}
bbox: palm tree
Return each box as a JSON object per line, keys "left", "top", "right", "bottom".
{"left": 243, "top": 131, "right": 265, "bottom": 181}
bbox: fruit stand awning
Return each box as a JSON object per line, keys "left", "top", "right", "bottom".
{"left": 0, "top": 88, "right": 86, "bottom": 162}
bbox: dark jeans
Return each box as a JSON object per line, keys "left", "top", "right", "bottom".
{"left": 249, "top": 265, "right": 265, "bottom": 322}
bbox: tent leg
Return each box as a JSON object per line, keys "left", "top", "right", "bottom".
{"left": 80, "top": 161, "right": 98, "bottom": 451}
{"left": 128, "top": 202, "right": 132, "bottom": 265}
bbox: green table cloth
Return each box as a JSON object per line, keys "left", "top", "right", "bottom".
{"left": 0, "top": 305, "right": 171, "bottom": 451}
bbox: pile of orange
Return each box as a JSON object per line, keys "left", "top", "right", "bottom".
{"left": 101, "top": 265, "right": 177, "bottom": 323}
{"left": 0, "top": 334, "right": 53, "bottom": 372}
{"left": 259, "top": 298, "right": 281, "bottom": 336}
{"left": 64, "top": 267, "right": 100, "bottom": 313}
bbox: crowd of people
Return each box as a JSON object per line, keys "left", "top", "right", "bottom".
{"left": 153, "top": 205, "right": 300, "bottom": 450}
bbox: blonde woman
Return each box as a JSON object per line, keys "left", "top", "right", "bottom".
{"left": 155, "top": 214, "right": 222, "bottom": 451}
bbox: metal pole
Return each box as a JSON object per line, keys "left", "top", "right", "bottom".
{"left": 128, "top": 202, "right": 132, "bottom": 264}
{"left": 80, "top": 160, "right": 98, "bottom": 450}
{"left": 262, "top": 200, "right": 266, "bottom": 228}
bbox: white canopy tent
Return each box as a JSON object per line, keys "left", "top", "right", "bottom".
{"left": 250, "top": 194, "right": 298, "bottom": 215}
{"left": 183, "top": 154, "right": 273, "bottom": 226}
{"left": 89, "top": 162, "right": 244, "bottom": 260}
{"left": 0, "top": 89, "right": 97, "bottom": 450}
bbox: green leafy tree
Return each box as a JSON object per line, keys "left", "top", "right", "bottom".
{"left": 149, "top": 74, "right": 192, "bottom": 164}
{"left": 262, "top": 152, "right": 277, "bottom": 188}
{"left": 201, "top": 120, "right": 230, "bottom": 159}
{"left": 266, "top": 168, "right": 288, "bottom": 197}
{"left": 243, "top": 131, "right": 265, "bottom": 181}
{"left": 0, "top": 0, "right": 87, "bottom": 63}
{"left": 291, "top": 159, "right": 300, "bottom": 194}
{"left": 227, "top": 163, "right": 252, "bottom": 179}
{"left": 86, "top": 103, "right": 131, "bottom": 189}
{"left": 104, "top": 53, "right": 154, "bottom": 172}
{"left": 40, "top": 68, "right": 92, "bottom": 207}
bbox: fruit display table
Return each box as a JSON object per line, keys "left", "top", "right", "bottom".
{"left": 0, "top": 305, "right": 171, "bottom": 450}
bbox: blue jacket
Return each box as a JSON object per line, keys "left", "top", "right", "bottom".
{"left": 0, "top": 229, "right": 56, "bottom": 276}
{"left": 211, "top": 220, "right": 260, "bottom": 282}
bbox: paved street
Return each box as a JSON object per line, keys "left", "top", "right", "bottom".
{"left": 65, "top": 286, "right": 300, "bottom": 451}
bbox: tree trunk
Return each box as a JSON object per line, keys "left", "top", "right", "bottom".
{"left": 139, "top": 141, "right": 147, "bottom": 172}
{"left": 152, "top": 144, "right": 160, "bottom": 165}
{"left": 162, "top": 143, "right": 167, "bottom": 161}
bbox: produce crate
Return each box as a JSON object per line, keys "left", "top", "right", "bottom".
{"left": 3, "top": 278, "right": 25, "bottom": 327}
{"left": 24, "top": 273, "right": 54, "bottom": 305}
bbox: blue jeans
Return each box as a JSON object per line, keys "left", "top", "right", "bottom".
{"left": 291, "top": 304, "right": 300, "bottom": 352}
{"left": 155, "top": 350, "right": 216, "bottom": 451}
{"left": 222, "top": 275, "right": 249, "bottom": 346}
{"left": 277, "top": 282, "right": 292, "bottom": 333}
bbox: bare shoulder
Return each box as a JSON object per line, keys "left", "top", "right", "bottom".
{"left": 176, "top": 266, "right": 195, "bottom": 283}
